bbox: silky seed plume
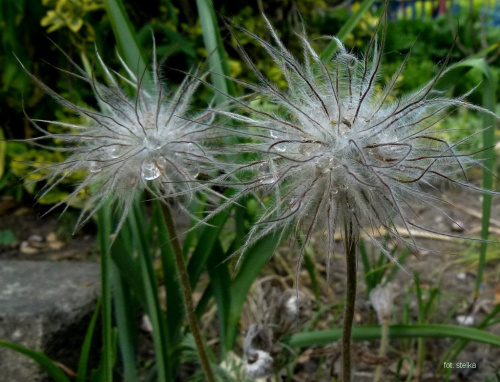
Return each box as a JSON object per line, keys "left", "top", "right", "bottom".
{"left": 218, "top": 15, "right": 498, "bottom": 268}
{"left": 19, "top": 43, "right": 222, "bottom": 232}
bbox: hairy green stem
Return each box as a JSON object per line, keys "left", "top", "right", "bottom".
{"left": 341, "top": 222, "right": 357, "bottom": 382}
{"left": 161, "top": 204, "right": 216, "bottom": 382}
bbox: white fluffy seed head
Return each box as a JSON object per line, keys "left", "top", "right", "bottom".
{"left": 223, "top": 16, "right": 498, "bottom": 262}
{"left": 21, "top": 45, "right": 220, "bottom": 231}
{"left": 244, "top": 349, "right": 274, "bottom": 380}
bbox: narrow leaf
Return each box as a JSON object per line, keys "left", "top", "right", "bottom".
{"left": 0, "top": 341, "right": 71, "bottom": 382}
{"left": 288, "top": 324, "right": 500, "bottom": 348}
{"left": 320, "top": 0, "right": 377, "bottom": 63}
{"left": 77, "top": 299, "right": 102, "bottom": 382}
{"left": 103, "top": 0, "right": 152, "bottom": 89}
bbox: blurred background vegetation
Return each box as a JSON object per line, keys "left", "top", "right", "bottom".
{"left": 1, "top": 0, "right": 499, "bottom": 221}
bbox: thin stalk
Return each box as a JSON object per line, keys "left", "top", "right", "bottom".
{"left": 415, "top": 272, "right": 425, "bottom": 382}
{"left": 373, "top": 318, "right": 388, "bottom": 382}
{"left": 161, "top": 203, "right": 216, "bottom": 382}
{"left": 416, "top": 336, "right": 425, "bottom": 381}
{"left": 341, "top": 221, "right": 358, "bottom": 382}
{"left": 97, "top": 204, "right": 113, "bottom": 382}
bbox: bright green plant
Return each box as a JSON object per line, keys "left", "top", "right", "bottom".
{"left": 41, "top": 0, "right": 103, "bottom": 48}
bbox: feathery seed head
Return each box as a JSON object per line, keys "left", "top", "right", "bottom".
{"left": 225, "top": 17, "right": 498, "bottom": 261}
{"left": 244, "top": 349, "right": 274, "bottom": 380}
{"left": 22, "top": 45, "right": 218, "bottom": 230}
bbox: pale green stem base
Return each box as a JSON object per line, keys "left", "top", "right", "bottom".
{"left": 374, "top": 319, "right": 388, "bottom": 382}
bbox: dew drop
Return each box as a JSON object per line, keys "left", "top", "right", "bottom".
{"left": 108, "top": 146, "right": 120, "bottom": 158}
{"left": 258, "top": 162, "right": 269, "bottom": 174}
{"left": 260, "top": 176, "right": 277, "bottom": 185}
{"left": 258, "top": 162, "right": 277, "bottom": 185}
{"left": 275, "top": 144, "right": 287, "bottom": 152}
{"left": 332, "top": 189, "right": 339, "bottom": 194}
{"left": 143, "top": 136, "right": 162, "bottom": 151}
{"left": 189, "top": 167, "right": 200, "bottom": 179}
{"left": 399, "top": 164, "right": 406, "bottom": 172}
{"left": 141, "top": 158, "right": 165, "bottom": 181}
{"left": 142, "top": 163, "right": 160, "bottom": 181}
{"left": 89, "top": 161, "right": 101, "bottom": 173}
{"left": 269, "top": 130, "right": 278, "bottom": 139}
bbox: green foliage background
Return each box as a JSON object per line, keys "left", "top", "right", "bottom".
{"left": 1, "top": 0, "right": 499, "bottom": 210}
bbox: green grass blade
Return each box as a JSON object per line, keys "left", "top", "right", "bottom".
{"left": 187, "top": 208, "right": 231, "bottom": 288}
{"left": 359, "top": 239, "right": 373, "bottom": 292}
{"left": 226, "top": 203, "right": 247, "bottom": 254}
{"left": 288, "top": 324, "right": 500, "bottom": 348}
{"left": 136, "top": 241, "right": 170, "bottom": 381}
{"left": 111, "top": 263, "right": 137, "bottom": 382}
{"left": 77, "top": 299, "right": 102, "bottom": 382}
{"left": 97, "top": 201, "right": 114, "bottom": 382}
{"left": 477, "top": 61, "right": 497, "bottom": 300}
{"left": 0, "top": 341, "right": 71, "bottom": 382}
{"left": 152, "top": 200, "right": 184, "bottom": 351}
{"left": 110, "top": 236, "right": 145, "bottom": 303}
{"left": 182, "top": 201, "right": 206, "bottom": 255}
{"left": 304, "top": 303, "right": 339, "bottom": 333}
{"left": 196, "top": 0, "right": 234, "bottom": 104}
{"left": 129, "top": 202, "right": 172, "bottom": 381}
{"left": 393, "top": 356, "right": 415, "bottom": 382}
{"left": 206, "top": 240, "right": 232, "bottom": 355}
{"left": 296, "top": 233, "right": 320, "bottom": 300}
{"left": 195, "top": 283, "right": 213, "bottom": 318}
{"left": 414, "top": 272, "right": 423, "bottom": 323}
{"left": 103, "top": 0, "right": 152, "bottom": 89}
{"left": 320, "top": 0, "right": 377, "bottom": 63}
{"left": 303, "top": 250, "right": 320, "bottom": 300}
{"left": 89, "top": 329, "right": 118, "bottom": 382}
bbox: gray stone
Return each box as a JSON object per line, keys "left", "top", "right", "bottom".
{"left": 0, "top": 260, "right": 100, "bottom": 381}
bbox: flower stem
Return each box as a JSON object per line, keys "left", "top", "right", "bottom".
{"left": 161, "top": 203, "right": 216, "bottom": 382}
{"left": 374, "top": 318, "right": 388, "bottom": 382}
{"left": 341, "top": 221, "right": 358, "bottom": 382}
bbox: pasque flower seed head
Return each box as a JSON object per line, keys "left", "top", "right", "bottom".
{"left": 222, "top": 16, "right": 498, "bottom": 264}
{"left": 20, "top": 44, "right": 220, "bottom": 231}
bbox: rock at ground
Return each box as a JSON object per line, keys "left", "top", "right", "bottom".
{"left": 0, "top": 260, "right": 100, "bottom": 381}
